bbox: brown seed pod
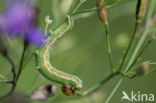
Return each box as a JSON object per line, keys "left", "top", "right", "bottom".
{"left": 136, "top": 62, "right": 149, "bottom": 76}
{"left": 61, "top": 84, "right": 75, "bottom": 96}
{"left": 136, "top": 0, "right": 148, "bottom": 22}
{"left": 97, "top": 0, "right": 108, "bottom": 25}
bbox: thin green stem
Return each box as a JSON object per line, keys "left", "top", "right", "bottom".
{"left": 72, "top": 0, "right": 86, "bottom": 14}
{"left": 149, "top": 62, "right": 156, "bottom": 65}
{"left": 54, "top": 0, "right": 124, "bottom": 30}
{"left": 104, "top": 0, "right": 156, "bottom": 102}
{"left": 145, "top": 68, "right": 156, "bottom": 75}
{"left": 106, "top": 0, "right": 124, "bottom": 8}
{"left": 72, "top": 0, "right": 125, "bottom": 16}
{"left": 16, "top": 41, "right": 28, "bottom": 81}
{"left": 118, "top": 22, "right": 139, "bottom": 71}
{"left": 105, "top": 24, "right": 115, "bottom": 73}
{"left": 125, "top": 0, "right": 156, "bottom": 72}
{"left": 0, "top": 80, "right": 16, "bottom": 100}
{"left": 53, "top": 0, "right": 86, "bottom": 32}
{"left": 105, "top": 78, "right": 124, "bottom": 103}
{"left": 0, "top": 52, "right": 16, "bottom": 100}
{"left": 0, "top": 74, "right": 7, "bottom": 80}
{"left": 126, "top": 40, "right": 151, "bottom": 72}
{"left": 0, "top": 80, "right": 12, "bottom": 83}
{"left": 76, "top": 72, "right": 120, "bottom": 96}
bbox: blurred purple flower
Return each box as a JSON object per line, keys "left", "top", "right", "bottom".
{"left": 25, "top": 27, "right": 45, "bottom": 45}
{"left": 0, "top": 2, "right": 45, "bottom": 46}
{"left": 5, "top": 3, "right": 33, "bottom": 36}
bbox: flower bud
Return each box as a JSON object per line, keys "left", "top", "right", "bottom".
{"left": 136, "top": 62, "right": 149, "bottom": 76}
{"left": 97, "top": 0, "right": 108, "bottom": 25}
{"left": 45, "top": 15, "right": 52, "bottom": 24}
{"left": 136, "top": 0, "right": 148, "bottom": 23}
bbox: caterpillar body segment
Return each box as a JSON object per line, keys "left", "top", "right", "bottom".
{"left": 35, "top": 17, "right": 83, "bottom": 92}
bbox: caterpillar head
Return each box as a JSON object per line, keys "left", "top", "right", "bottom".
{"left": 72, "top": 75, "right": 83, "bottom": 90}
{"left": 75, "top": 82, "right": 83, "bottom": 90}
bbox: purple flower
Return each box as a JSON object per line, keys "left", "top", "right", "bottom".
{"left": 5, "top": 3, "right": 33, "bottom": 36}
{"left": 0, "top": 2, "right": 45, "bottom": 46}
{"left": 25, "top": 27, "right": 45, "bottom": 46}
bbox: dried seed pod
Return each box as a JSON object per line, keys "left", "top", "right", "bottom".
{"left": 97, "top": 0, "right": 108, "bottom": 25}
{"left": 136, "top": 62, "right": 149, "bottom": 76}
{"left": 136, "top": 0, "right": 148, "bottom": 23}
{"left": 31, "top": 84, "right": 57, "bottom": 101}
{"left": 61, "top": 84, "right": 75, "bottom": 96}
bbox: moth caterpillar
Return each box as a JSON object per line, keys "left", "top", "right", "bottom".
{"left": 35, "top": 17, "right": 83, "bottom": 96}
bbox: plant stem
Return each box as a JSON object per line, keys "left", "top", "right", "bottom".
{"left": 145, "top": 68, "right": 156, "bottom": 75}
{"left": 71, "top": 0, "right": 125, "bottom": 16}
{"left": 105, "top": 78, "right": 124, "bottom": 103}
{"left": 105, "top": 24, "right": 115, "bottom": 73}
{"left": 53, "top": 0, "right": 86, "bottom": 32}
{"left": 16, "top": 41, "right": 28, "bottom": 81}
{"left": 104, "top": 0, "right": 156, "bottom": 102}
{"left": 118, "top": 22, "right": 139, "bottom": 71}
{"left": 54, "top": 0, "right": 125, "bottom": 30}
{"left": 0, "top": 80, "right": 13, "bottom": 83}
{"left": 0, "top": 81, "right": 16, "bottom": 100}
{"left": 106, "top": 0, "right": 124, "bottom": 8}
{"left": 5, "top": 54, "right": 16, "bottom": 82}
{"left": 0, "top": 52, "right": 16, "bottom": 100}
{"left": 149, "top": 62, "right": 156, "bottom": 65}
{"left": 72, "top": 0, "right": 86, "bottom": 14}
{"left": 76, "top": 72, "right": 120, "bottom": 96}
{"left": 125, "top": 0, "right": 156, "bottom": 72}
{"left": 0, "top": 74, "right": 7, "bottom": 80}
{"left": 126, "top": 40, "right": 151, "bottom": 72}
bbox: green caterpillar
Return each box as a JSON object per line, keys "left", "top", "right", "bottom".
{"left": 35, "top": 17, "right": 82, "bottom": 96}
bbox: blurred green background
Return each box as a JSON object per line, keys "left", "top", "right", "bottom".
{"left": 0, "top": 0, "right": 156, "bottom": 103}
